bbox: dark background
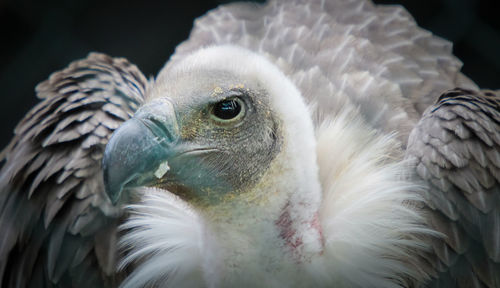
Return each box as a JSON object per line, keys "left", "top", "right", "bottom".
{"left": 1, "top": 0, "right": 499, "bottom": 150}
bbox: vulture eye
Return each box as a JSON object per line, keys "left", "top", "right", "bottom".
{"left": 211, "top": 97, "right": 245, "bottom": 122}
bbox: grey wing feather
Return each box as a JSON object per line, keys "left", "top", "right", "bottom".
{"left": 406, "top": 89, "right": 500, "bottom": 288}
{"left": 168, "top": 0, "right": 477, "bottom": 145}
{"left": 0, "top": 53, "right": 147, "bottom": 287}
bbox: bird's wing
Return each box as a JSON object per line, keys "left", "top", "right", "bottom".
{"left": 0, "top": 53, "right": 147, "bottom": 287}
{"left": 168, "top": 0, "right": 477, "bottom": 144}
{"left": 406, "top": 89, "right": 500, "bottom": 287}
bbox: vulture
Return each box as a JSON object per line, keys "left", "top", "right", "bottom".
{"left": 0, "top": 0, "right": 499, "bottom": 287}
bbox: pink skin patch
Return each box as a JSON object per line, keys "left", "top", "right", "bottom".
{"left": 310, "top": 212, "right": 325, "bottom": 253}
{"left": 275, "top": 202, "right": 324, "bottom": 262}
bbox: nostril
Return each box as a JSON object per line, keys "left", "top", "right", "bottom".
{"left": 134, "top": 98, "right": 180, "bottom": 145}
{"left": 141, "top": 116, "right": 176, "bottom": 143}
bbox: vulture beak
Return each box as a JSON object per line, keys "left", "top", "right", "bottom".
{"left": 102, "top": 99, "right": 179, "bottom": 204}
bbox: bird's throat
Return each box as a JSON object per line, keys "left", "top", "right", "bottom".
{"left": 200, "top": 147, "right": 324, "bottom": 275}
{"left": 276, "top": 201, "right": 324, "bottom": 261}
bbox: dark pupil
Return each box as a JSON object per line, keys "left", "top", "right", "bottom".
{"left": 213, "top": 99, "right": 241, "bottom": 120}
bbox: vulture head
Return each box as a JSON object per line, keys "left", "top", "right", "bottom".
{"left": 104, "top": 45, "right": 319, "bottom": 211}
{"left": 103, "top": 46, "right": 430, "bottom": 287}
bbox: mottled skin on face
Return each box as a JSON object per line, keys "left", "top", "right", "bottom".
{"left": 148, "top": 69, "right": 283, "bottom": 207}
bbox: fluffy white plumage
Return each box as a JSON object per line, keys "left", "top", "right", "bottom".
{"left": 120, "top": 46, "right": 434, "bottom": 288}
{"left": 119, "top": 190, "right": 204, "bottom": 288}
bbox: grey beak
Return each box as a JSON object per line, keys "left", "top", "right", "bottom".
{"left": 102, "top": 99, "right": 179, "bottom": 204}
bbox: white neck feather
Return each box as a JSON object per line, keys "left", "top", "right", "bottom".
{"left": 198, "top": 145, "right": 324, "bottom": 287}
{"left": 310, "top": 111, "right": 432, "bottom": 287}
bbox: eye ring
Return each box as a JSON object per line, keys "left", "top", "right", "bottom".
{"left": 210, "top": 97, "right": 246, "bottom": 123}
